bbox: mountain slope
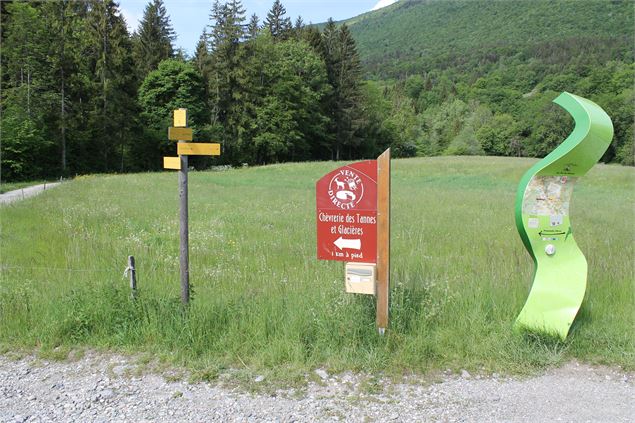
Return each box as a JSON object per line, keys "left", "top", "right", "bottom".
{"left": 345, "top": 0, "right": 633, "bottom": 79}
{"left": 335, "top": 0, "right": 633, "bottom": 165}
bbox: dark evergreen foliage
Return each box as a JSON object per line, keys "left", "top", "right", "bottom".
{"left": 264, "top": 0, "right": 292, "bottom": 40}
{"left": 246, "top": 13, "right": 260, "bottom": 40}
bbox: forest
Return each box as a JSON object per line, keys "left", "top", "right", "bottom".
{"left": 1, "top": 0, "right": 633, "bottom": 182}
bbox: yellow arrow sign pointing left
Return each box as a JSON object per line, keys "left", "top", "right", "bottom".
{"left": 168, "top": 127, "right": 193, "bottom": 141}
{"left": 177, "top": 143, "right": 221, "bottom": 156}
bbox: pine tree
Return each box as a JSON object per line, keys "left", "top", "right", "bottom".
{"left": 321, "top": 21, "right": 364, "bottom": 160}
{"left": 321, "top": 18, "right": 339, "bottom": 81}
{"left": 207, "top": 0, "right": 246, "bottom": 121}
{"left": 294, "top": 16, "right": 304, "bottom": 30}
{"left": 2, "top": 2, "right": 45, "bottom": 117}
{"left": 39, "top": 1, "right": 90, "bottom": 175}
{"left": 301, "top": 25, "right": 324, "bottom": 57}
{"left": 193, "top": 29, "right": 209, "bottom": 75}
{"left": 246, "top": 13, "right": 260, "bottom": 40}
{"left": 228, "top": 0, "right": 247, "bottom": 39}
{"left": 85, "top": 0, "right": 138, "bottom": 172}
{"left": 264, "top": 0, "right": 291, "bottom": 40}
{"left": 133, "top": 0, "right": 175, "bottom": 78}
{"left": 0, "top": 2, "right": 52, "bottom": 180}
{"left": 238, "top": 34, "right": 330, "bottom": 164}
{"left": 206, "top": 0, "right": 247, "bottom": 161}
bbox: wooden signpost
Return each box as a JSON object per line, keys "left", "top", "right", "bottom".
{"left": 164, "top": 108, "right": 221, "bottom": 305}
{"left": 316, "top": 148, "right": 391, "bottom": 334}
{"left": 376, "top": 149, "right": 391, "bottom": 334}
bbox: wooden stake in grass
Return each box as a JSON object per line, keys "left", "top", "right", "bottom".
{"left": 376, "top": 148, "right": 391, "bottom": 334}
{"left": 127, "top": 255, "right": 137, "bottom": 299}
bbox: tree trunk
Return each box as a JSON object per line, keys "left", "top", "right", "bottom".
{"left": 120, "top": 128, "right": 125, "bottom": 172}
{"left": 61, "top": 72, "right": 66, "bottom": 172}
{"left": 102, "top": 13, "right": 108, "bottom": 168}
{"left": 27, "top": 69, "right": 31, "bottom": 116}
{"left": 60, "top": 4, "right": 67, "bottom": 173}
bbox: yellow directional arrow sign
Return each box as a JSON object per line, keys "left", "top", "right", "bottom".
{"left": 168, "top": 127, "right": 193, "bottom": 141}
{"left": 163, "top": 157, "right": 181, "bottom": 170}
{"left": 177, "top": 143, "right": 221, "bottom": 156}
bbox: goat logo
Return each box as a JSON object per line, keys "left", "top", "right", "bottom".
{"left": 328, "top": 169, "right": 364, "bottom": 210}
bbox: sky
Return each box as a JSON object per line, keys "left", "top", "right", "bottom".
{"left": 119, "top": 0, "right": 397, "bottom": 55}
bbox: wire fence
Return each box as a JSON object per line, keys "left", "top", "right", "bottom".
{"left": 1, "top": 265, "right": 114, "bottom": 273}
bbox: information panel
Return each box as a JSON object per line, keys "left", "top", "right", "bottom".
{"left": 514, "top": 92, "right": 613, "bottom": 340}
{"left": 316, "top": 161, "right": 377, "bottom": 263}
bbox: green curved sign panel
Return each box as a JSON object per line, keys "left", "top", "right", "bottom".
{"left": 515, "top": 92, "right": 613, "bottom": 340}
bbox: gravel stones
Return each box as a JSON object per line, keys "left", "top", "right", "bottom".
{"left": 314, "top": 369, "right": 329, "bottom": 381}
{"left": 1, "top": 352, "right": 633, "bottom": 422}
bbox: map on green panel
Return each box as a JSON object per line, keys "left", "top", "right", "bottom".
{"left": 523, "top": 176, "right": 577, "bottom": 218}
{"left": 515, "top": 92, "right": 613, "bottom": 340}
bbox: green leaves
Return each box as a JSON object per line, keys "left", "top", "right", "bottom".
{"left": 0, "top": 97, "right": 52, "bottom": 181}
{"left": 138, "top": 59, "right": 206, "bottom": 130}
{"left": 240, "top": 37, "right": 330, "bottom": 163}
{"left": 476, "top": 114, "right": 522, "bottom": 156}
{"left": 135, "top": 59, "right": 206, "bottom": 169}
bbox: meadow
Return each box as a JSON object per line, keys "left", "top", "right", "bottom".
{"left": 1, "top": 157, "right": 633, "bottom": 382}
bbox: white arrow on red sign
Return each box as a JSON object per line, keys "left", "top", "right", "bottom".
{"left": 334, "top": 237, "right": 361, "bottom": 250}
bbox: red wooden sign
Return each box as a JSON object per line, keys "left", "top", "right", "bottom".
{"left": 316, "top": 160, "right": 377, "bottom": 263}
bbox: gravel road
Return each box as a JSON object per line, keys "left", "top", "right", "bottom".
{"left": 0, "top": 183, "right": 61, "bottom": 205}
{"left": 1, "top": 352, "right": 633, "bottom": 422}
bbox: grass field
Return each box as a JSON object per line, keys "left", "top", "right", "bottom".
{"left": 1, "top": 157, "right": 633, "bottom": 382}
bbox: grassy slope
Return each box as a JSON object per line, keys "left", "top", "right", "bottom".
{"left": 345, "top": 0, "right": 633, "bottom": 77}
{"left": 1, "top": 157, "right": 633, "bottom": 379}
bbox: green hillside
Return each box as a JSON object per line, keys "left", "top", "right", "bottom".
{"left": 1, "top": 158, "right": 633, "bottom": 378}
{"left": 336, "top": 0, "right": 633, "bottom": 166}
{"left": 348, "top": 0, "right": 633, "bottom": 78}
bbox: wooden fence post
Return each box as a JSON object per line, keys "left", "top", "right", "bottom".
{"left": 128, "top": 255, "right": 137, "bottom": 299}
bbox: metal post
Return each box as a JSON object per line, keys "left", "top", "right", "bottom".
{"left": 179, "top": 150, "right": 189, "bottom": 305}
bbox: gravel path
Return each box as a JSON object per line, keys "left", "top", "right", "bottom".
{"left": 1, "top": 352, "right": 633, "bottom": 422}
{"left": 0, "top": 183, "right": 61, "bottom": 205}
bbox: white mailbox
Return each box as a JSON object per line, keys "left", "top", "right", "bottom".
{"left": 345, "top": 263, "right": 376, "bottom": 295}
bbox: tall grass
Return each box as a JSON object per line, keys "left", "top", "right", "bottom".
{"left": 1, "top": 157, "right": 633, "bottom": 379}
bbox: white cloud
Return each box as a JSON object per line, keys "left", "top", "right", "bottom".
{"left": 371, "top": 0, "right": 397, "bottom": 11}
